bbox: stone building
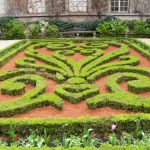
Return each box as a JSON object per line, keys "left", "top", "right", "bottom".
{"left": 0, "top": 0, "right": 150, "bottom": 21}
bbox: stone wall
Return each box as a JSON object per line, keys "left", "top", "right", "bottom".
{"left": 0, "top": 0, "right": 6, "bottom": 15}
{"left": 0, "top": 0, "right": 150, "bottom": 21}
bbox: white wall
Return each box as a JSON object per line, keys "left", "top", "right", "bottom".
{"left": 0, "top": 0, "right": 6, "bottom": 15}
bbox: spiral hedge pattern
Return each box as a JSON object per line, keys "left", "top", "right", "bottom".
{"left": 0, "top": 38, "right": 150, "bottom": 117}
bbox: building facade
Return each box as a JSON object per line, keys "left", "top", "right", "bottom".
{"left": 0, "top": 0, "right": 150, "bottom": 21}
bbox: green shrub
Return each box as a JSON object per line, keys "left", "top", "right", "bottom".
{"left": 27, "top": 23, "right": 41, "bottom": 37}
{"left": 48, "top": 19, "right": 75, "bottom": 31}
{"left": 3, "top": 20, "right": 25, "bottom": 39}
{"left": 0, "top": 40, "right": 31, "bottom": 67}
{"left": 0, "top": 16, "right": 15, "bottom": 36}
{"left": 133, "top": 20, "right": 150, "bottom": 35}
{"left": 45, "top": 25, "right": 59, "bottom": 37}
{"left": 77, "top": 20, "right": 101, "bottom": 31}
{"left": 96, "top": 19, "right": 128, "bottom": 35}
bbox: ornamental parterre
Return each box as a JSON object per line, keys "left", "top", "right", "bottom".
{"left": 0, "top": 38, "right": 150, "bottom": 118}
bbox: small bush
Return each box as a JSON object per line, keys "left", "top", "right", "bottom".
{"left": 0, "top": 16, "right": 15, "bottom": 35}
{"left": 96, "top": 19, "right": 128, "bottom": 35}
{"left": 26, "top": 23, "right": 41, "bottom": 37}
{"left": 45, "top": 25, "right": 59, "bottom": 37}
{"left": 48, "top": 19, "right": 75, "bottom": 31}
{"left": 133, "top": 20, "right": 150, "bottom": 35}
{"left": 1, "top": 19, "right": 25, "bottom": 39}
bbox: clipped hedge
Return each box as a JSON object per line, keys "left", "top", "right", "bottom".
{"left": 0, "top": 40, "right": 32, "bottom": 67}
{"left": 0, "top": 114, "right": 150, "bottom": 137}
{"left": 0, "top": 144, "right": 150, "bottom": 150}
{"left": 55, "top": 83, "right": 99, "bottom": 103}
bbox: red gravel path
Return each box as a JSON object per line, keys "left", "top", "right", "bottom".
{"left": 0, "top": 51, "right": 25, "bottom": 71}
{"left": 14, "top": 100, "right": 131, "bottom": 118}
{"left": 69, "top": 53, "right": 86, "bottom": 62}
{"left": 0, "top": 84, "right": 33, "bottom": 102}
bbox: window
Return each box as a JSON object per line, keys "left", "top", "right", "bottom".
{"left": 28, "top": 0, "right": 46, "bottom": 14}
{"left": 111, "top": 0, "right": 129, "bottom": 12}
{"left": 69, "top": 0, "right": 87, "bottom": 12}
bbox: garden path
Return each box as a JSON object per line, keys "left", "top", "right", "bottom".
{"left": 0, "top": 40, "right": 20, "bottom": 50}
{"left": 138, "top": 38, "right": 150, "bottom": 45}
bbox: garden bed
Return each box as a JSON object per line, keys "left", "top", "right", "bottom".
{"left": 0, "top": 38, "right": 150, "bottom": 147}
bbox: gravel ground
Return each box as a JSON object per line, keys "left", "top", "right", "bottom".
{"left": 138, "top": 38, "right": 150, "bottom": 45}
{"left": 0, "top": 40, "right": 20, "bottom": 50}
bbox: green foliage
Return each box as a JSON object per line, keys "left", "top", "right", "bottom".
{"left": 76, "top": 20, "right": 101, "bottom": 31}
{"left": 96, "top": 19, "right": 128, "bottom": 34}
{"left": 0, "top": 118, "right": 150, "bottom": 149}
{"left": 43, "top": 129, "right": 51, "bottom": 146}
{"left": 24, "top": 130, "right": 45, "bottom": 148}
{"left": 133, "top": 20, "right": 150, "bottom": 35}
{"left": 108, "top": 133, "right": 118, "bottom": 146}
{"left": 55, "top": 83, "right": 99, "bottom": 103}
{"left": 8, "top": 125, "right": 16, "bottom": 143}
{"left": 48, "top": 19, "right": 100, "bottom": 31}
{"left": 0, "top": 16, "right": 15, "bottom": 35}
{"left": 81, "top": 128, "right": 97, "bottom": 147}
{"left": 1, "top": 19, "right": 25, "bottom": 39}
{"left": 1, "top": 38, "right": 150, "bottom": 150}
{"left": 45, "top": 25, "right": 59, "bottom": 37}
{"left": 0, "top": 41, "right": 32, "bottom": 67}
{"left": 48, "top": 19, "right": 75, "bottom": 31}
{"left": 27, "top": 23, "right": 41, "bottom": 37}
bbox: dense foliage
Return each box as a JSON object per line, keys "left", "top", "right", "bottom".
{"left": 0, "top": 119, "right": 150, "bottom": 149}
{"left": 97, "top": 18, "right": 150, "bottom": 36}
{"left": 0, "top": 16, "right": 150, "bottom": 39}
{"left": 96, "top": 18, "right": 128, "bottom": 34}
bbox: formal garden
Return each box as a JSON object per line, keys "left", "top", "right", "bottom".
{"left": 0, "top": 16, "right": 150, "bottom": 149}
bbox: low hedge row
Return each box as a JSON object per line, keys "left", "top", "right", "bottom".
{"left": 0, "top": 144, "right": 149, "bottom": 150}
{"left": 0, "top": 40, "right": 32, "bottom": 67}
{"left": 55, "top": 83, "right": 99, "bottom": 103}
{"left": 0, "top": 72, "right": 63, "bottom": 117}
{"left": 83, "top": 55, "right": 139, "bottom": 78}
{"left": 87, "top": 71, "right": 150, "bottom": 112}
{"left": 87, "top": 65, "right": 150, "bottom": 82}
{"left": 80, "top": 43, "right": 130, "bottom": 76}
{"left": 124, "top": 39, "right": 150, "bottom": 60}
{"left": 0, "top": 114, "right": 150, "bottom": 137}
{"left": 86, "top": 90, "right": 150, "bottom": 112}
{"left": 80, "top": 42, "right": 108, "bottom": 49}
{"left": 0, "top": 68, "right": 36, "bottom": 81}
{"left": 106, "top": 72, "right": 150, "bottom": 94}
{"left": 47, "top": 42, "right": 76, "bottom": 51}
{"left": 15, "top": 57, "right": 68, "bottom": 82}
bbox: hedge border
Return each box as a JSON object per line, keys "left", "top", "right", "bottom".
{"left": 0, "top": 114, "right": 149, "bottom": 137}
{"left": 0, "top": 144, "right": 149, "bottom": 150}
